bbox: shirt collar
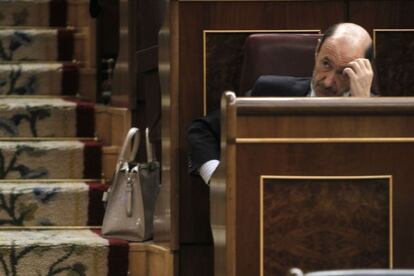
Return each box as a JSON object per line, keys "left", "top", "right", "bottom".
{"left": 309, "top": 82, "right": 351, "bottom": 97}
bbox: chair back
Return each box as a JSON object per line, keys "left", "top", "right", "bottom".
{"left": 239, "top": 33, "right": 321, "bottom": 95}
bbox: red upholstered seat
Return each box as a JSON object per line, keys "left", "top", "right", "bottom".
{"left": 239, "top": 33, "right": 322, "bottom": 95}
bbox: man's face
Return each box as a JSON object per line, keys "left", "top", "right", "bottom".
{"left": 312, "top": 37, "right": 364, "bottom": 97}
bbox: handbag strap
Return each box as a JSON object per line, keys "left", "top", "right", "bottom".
{"left": 102, "top": 128, "right": 139, "bottom": 203}
{"left": 117, "top": 127, "right": 156, "bottom": 169}
{"left": 117, "top": 127, "right": 140, "bottom": 171}
{"left": 145, "top": 127, "right": 154, "bottom": 162}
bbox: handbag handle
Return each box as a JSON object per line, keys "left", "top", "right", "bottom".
{"left": 145, "top": 128, "right": 154, "bottom": 162}
{"left": 117, "top": 127, "right": 140, "bottom": 170}
{"left": 102, "top": 127, "right": 139, "bottom": 204}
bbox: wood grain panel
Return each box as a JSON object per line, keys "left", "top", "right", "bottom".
{"left": 349, "top": 1, "right": 414, "bottom": 31}
{"left": 205, "top": 32, "right": 248, "bottom": 111}
{"left": 375, "top": 30, "right": 414, "bottom": 96}
{"left": 178, "top": 0, "right": 345, "bottom": 244}
{"left": 173, "top": 1, "right": 414, "bottom": 274}
{"left": 262, "top": 177, "right": 391, "bottom": 275}
{"left": 235, "top": 142, "right": 414, "bottom": 274}
{"left": 237, "top": 115, "right": 414, "bottom": 138}
{"left": 128, "top": 243, "right": 176, "bottom": 276}
{"left": 179, "top": 244, "right": 214, "bottom": 276}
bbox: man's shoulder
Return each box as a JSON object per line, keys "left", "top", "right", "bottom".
{"left": 250, "top": 75, "right": 311, "bottom": 97}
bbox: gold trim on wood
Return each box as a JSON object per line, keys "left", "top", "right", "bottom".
{"left": 373, "top": 29, "right": 414, "bottom": 57}
{"left": 202, "top": 29, "right": 320, "bottom": 116}
{"left": 260, "top": 175, "right": 393, "bottom": 275}
{"left": 236, "top": 137, "right": 414, "bottom": 144}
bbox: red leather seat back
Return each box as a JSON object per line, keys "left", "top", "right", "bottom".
{"left": 239, "top": 33, "right": 322, "bottom": 95}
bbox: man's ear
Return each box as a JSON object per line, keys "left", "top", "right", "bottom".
{"left": 315, "top": 38, "right": 321, "bottom": 58}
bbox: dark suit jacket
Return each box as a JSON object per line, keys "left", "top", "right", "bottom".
{"left": 187, "top": 75, "right": 311, "bottom": 174}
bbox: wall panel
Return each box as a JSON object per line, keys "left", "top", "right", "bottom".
{"left": 167, "top": 1, "right": 414, "bottom": 274}
{"left": 177, "top": 0, "right": 346, "bottom": 244}
{"left": 349, "top": 1, "right": 414, "bottom": 30}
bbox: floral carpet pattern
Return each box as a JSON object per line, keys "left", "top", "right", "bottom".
{"left": 0, "top": 230, "right": 109, "bottom": 276}
{"left": 0, "top": 1, "right": 129, "bottom": 275}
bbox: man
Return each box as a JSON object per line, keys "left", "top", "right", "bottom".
{"left": 187, "top": 22, "right": 374, "bottom": 184}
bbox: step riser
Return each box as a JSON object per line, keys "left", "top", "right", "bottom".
{"left": 0, "top": 141, "right": 101, "bottom": 180}
{"left": 0, "top": 182, "right": 105, "bottom": 226}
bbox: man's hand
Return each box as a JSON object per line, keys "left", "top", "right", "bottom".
{"left": 343, "top": 58, "right": 373, "bottom": 97}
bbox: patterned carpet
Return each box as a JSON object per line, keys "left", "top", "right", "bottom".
{"left": 0, "top": 1, "right": 129, "bottom": 275}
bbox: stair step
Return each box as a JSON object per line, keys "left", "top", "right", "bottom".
{"left": 0, "top": 181, "right": 106, "bottom": 226}
{"left": 0, "top": 0, "right": 127, "bottom": 274}
{"left": 0, "top": 62, "right": 81, "bottom": 96}
{"left": 0, "top": 0, "right": 91, "bottom": 28}
{"left": 0, "top": 229, "right": 129, "bottom": 276}
{"left": 0, "top": 140, "right": 101, "bottom": 180}
{"left": 0, "top": 0, "right": 67, "bottom": 27}
{"left": 0, "top": 97, "right": 95, "bottom": 137}
{"left": 0, "top": 28, "right": 87, "bottom": 62}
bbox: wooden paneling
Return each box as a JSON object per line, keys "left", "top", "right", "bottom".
{"left": 205, "top": 32, "right": 248, "bottom": 110}
{"left": 235, "top": 142, "right": 410, "bottom": 274}
{"left": 129, "top": 243, "right": 176, "bottom": 276}
{"left": 95, "top": 0, "right": 119, "bottom": 104}
{"left": 170, "top": 1, "right": 414, "bottom": 274}
{"left": 95, "top": 105, "right": 131, "bottom": 146}
{"left": 79, "top": 68, "right": 97, "bottom": 100}
{"left": 262, "top": 177, "right": 391, "bottom": 274}
{"left": 237, "top": 115, "right": 414, "bottom": 138}
{"left": 348, "top": 0, "right": 414, "bottom": 97}
{"left": 179, "top": 244, "right": 214, "bottom": 276}
{"left": 134, "top": 0, "right": 164, "bottom": 163}
{"left": 375, "top": 30, "right": 414, "bottom": 96}
{"left": 177, "top": 0, "right": 346, "bottom": 244}
{"left": 213, "top": 96, "right": 414, "bottom": 275}
{"left": 102, "top": 146, "right": 119, "bottom": 180}
{"left": 111, "top": 0, "right": 130, "bottom": 108}
{"left": 349, "top": 1, "right": 414, "bottom": 30}
{"left": 95, "top": 105, "right": 131, "bottom": 180}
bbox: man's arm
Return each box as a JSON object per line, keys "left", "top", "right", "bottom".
{"left": 344, "top": 58, "right": 373, "bottom": 97}
{"left": 187, "top": 109, "right": 221, "bottom": 183}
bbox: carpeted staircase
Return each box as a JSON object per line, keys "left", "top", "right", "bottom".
{"left": 0, "top": 1, "right": 129, "bottom": 275}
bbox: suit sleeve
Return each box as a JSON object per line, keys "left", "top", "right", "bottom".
{"left": 186, "top": 109, "right": 221, "bottom": 174}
